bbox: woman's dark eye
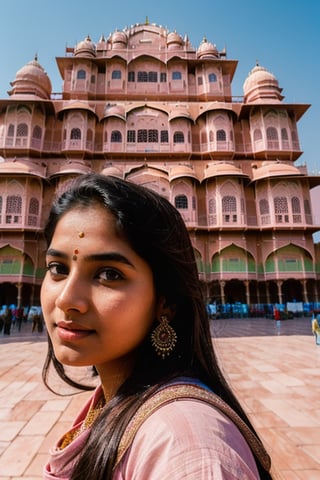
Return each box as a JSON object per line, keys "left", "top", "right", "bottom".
{"left": 46, "top": 262, "right": 68, "bottom": 276}
{"left": 98, "top": 268, "right": 123, "bottom": 282}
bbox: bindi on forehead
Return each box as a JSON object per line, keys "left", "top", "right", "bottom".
{"left": 72, "top": 232, "right": 85, "bottom": 260}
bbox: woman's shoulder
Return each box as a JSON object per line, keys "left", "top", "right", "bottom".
{"left": 114, "top": 381, "right": 260, "bottom": 479}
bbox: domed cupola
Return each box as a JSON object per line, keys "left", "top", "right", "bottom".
{"left": 9, "top": 55, "right": 52, "bottom": 99}
{"left": 243, "top": 63, "right": 283, "bottom": 103}
{"left": 111, "top": 30, "right": 128, "bottom": 49}
{"left": 167, "top": 30, "right": 183, "bottom": 50}
{"left": 197, "top": 37, "right": 219, "bottom": 59}
{"left": 74, "top": 35, "right": 96, "bottom": 58}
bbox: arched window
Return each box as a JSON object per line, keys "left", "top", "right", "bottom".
{"left": 267, "top": 127, "right": 279, "bottom": 149}
{"left": 259, "top": 199, "right": 269, "bottom": 215}
{"left": 173, "top": 131, "right": 184, "bottom": 143}
{"left": 259, "top": 199, "right": 270, "bottom": 224}
{"left": 216, "top": 129, "right": 226, "bottom": 141}
{"left": 222, "top": 195, "right": 237, "bottom": 223}
{"left": 175, "top": 195, "right": 188, "bottom": 209}
{"left": 208, "top": 73, "right": 217, "bottom": 82}
{"left": 274, "top": 196, "right": 289, "bottom": 223}
{"left": 28, "top": 197, "right": 39, "bottom": 226}
{"left": 112, "top": 70, "right": 121, "bottom": 79}
{"left": 208, "top": 198, "right": 217, "bottom": 225}
{"left": 32, "top": 126, "right": 42, "bottom": 139}
{"left": 281, "top": 128, "right": 288, "bottom": 140}
{"left": 253, "top": 129, "right": 262, "bottom": 141}
{"left": 111, "top": 130, "right": 122, "bottom": 142}
{"left": 77, "top": 70, "right": 86, "bottom": 80}
{"left": 291, "top": 196, "right": 301, "bottom": 223}
{"left": 8, "top": 124, "right": 14, "bottom": 137}
{"left": 70, "top": 128, "right": 81, "bottom": 140}
{"left": 6, "top": 195, "right": 22, "bottom": 224}
{"left": 17, "top": 123, "right": 28, "bottom": 137}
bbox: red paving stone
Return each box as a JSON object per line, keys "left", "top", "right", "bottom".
{"left": 0, "top": 318, "right": 319, "bottom": 479}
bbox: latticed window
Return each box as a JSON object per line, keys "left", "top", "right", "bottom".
{"left": 6, "top": 196, "right": 22, "bottom": 213}
{"left": 222, "top": 195, "right": 237, "bottom": 223}
{"left": 28, "top": 197, "right": 39, "bottom": 226}
{"left": 175, "top": 195, "right": 188, "bottom": 209}
{"left": 32, "top": 126, "right": 42, "bottom": 139}
{"left": 6, "top": 195, "right": 22, "bottom": 223}
{"left": 160, "top": 130, "right": 168, "bottom": 142}
{"left": 267, "top": 127, "right": 278, "bottom": 140}
{"left": 137, "top": 71, "right": 148, "bottom": 82}
{"left": 138, "top": 129, "right": 148, "bottom": 142}
{"left": 208, "top": 198, "right": 217, "bottom": 225}
{"left": 17, "top": 123, "right": 28, "bottom": 137}
{"left": 291, "top": 196, "right": 301, "bottom": 223}
{"left": 259, "top": 199, "right": 270, "bottom": 224}
{"left": 274, "top": 196, "right": 289, "bottom": 223}
{"left": 259, "top": 199, "right": 269, "bottom": 215}
{"left": 216, "top": 129, "right": 226, "bottom": 141}
{"left": 148, "top": 130, "right": 158, "bottom": 142}
{"left": 173, "top": 131, "right": 184, "bottom": 143}
{"left": 70, "top": 128, "right": 81, "bottom": 140}
{"left": 148, "top": 71, "right": 157, "bottom": 82}
{"left": 111, "top": 130, "right": 122, "bottom": 142}
{"left": 281, "top": 128, "right": 288, "bottom": 140}
{"left": 127, "top": 130, "right": 136, "bottom": 142}
{"left": 29, "top": 198, "right": 39, "bottom": 215}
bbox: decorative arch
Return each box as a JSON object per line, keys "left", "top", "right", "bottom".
{"left": 265, "top": 244, "right": 314, "bottom": 274}
{"left": 211, "top": 244, "right": 256, "bottom": 274}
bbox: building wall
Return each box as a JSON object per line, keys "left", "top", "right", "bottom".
{"left": 0, "top": 21, "right": 319, "bottom": 312}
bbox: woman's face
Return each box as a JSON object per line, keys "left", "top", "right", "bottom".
{"left": 41, "top": 204, "right": 159, "bottom": 380}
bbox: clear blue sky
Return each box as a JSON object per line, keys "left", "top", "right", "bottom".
{"left": 0, "top": 0, "right": 319, "bottom": 175}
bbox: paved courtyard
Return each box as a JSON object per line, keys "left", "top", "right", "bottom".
{"left": 0, "top": 317, "right": 319, "bottom": 479}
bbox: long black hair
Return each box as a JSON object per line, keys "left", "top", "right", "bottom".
{"left": 42, "top": 173, "right": 272, "bottom": 479}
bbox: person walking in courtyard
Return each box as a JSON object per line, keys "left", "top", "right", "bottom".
{"left": 41, "top": 173, "right": 272, "bottom": 479}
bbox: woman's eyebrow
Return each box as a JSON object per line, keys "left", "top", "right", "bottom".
{"left": 84, "top": 252, "right": 135, "bottom": 267}
{"left": 46, "top": 248, "right": 68, "bottom": 259}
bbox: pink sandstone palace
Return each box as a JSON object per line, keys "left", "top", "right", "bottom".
{"left": 0, "top": 19, "right": 319, "bottom": 317}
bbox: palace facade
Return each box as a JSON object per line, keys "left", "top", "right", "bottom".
{"left": 1, "top": 19, "right": 319, "bottom": 313}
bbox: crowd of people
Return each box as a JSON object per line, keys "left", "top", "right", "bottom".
{"left": 0, "top": 306, "right": 44, "bottom": 335}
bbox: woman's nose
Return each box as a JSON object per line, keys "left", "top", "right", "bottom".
{"left": 55, "top": 275, "right": 89, "bottom": 314}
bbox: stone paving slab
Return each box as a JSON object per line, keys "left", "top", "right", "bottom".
{"left": 0, "top": 318, "right": 319, "bottom": 479}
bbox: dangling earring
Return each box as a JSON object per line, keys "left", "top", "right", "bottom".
{"left": 151, "top": 315, "right": 177, "bottom": 359}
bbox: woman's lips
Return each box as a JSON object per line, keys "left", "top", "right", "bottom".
{"left": 55, "top": 322, "right": 95, "bottom": 342}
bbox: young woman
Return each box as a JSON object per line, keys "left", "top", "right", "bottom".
{"left": 41, "top": 173, "right": 272, "bottom": 479}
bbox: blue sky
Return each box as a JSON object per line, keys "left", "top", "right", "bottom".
{"left": 0, "top": 0, "right": 319, "bottom": 176}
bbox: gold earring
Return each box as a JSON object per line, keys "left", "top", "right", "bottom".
{"left": 151, "top": 315, "right": 177, "bottom": 359}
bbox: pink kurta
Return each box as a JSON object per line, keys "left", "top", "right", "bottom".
{"left": 44, "top": 386, "right": 259, "bottom": 479}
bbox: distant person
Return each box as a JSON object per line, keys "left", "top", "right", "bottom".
{"left": 312, "top": 315, "right": 320, "bottom": 345}
{"left": 3, "top": 307, "right": 12, "bottom": 335}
